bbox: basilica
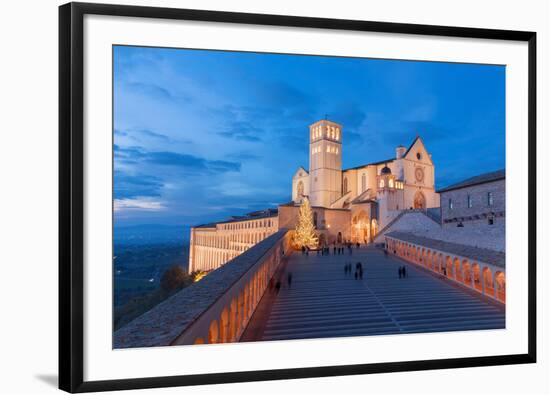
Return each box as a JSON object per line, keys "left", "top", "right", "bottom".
{"left": 279, "top": 119, "right": 440, "bottom": 245}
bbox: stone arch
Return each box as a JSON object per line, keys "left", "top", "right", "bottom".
{"left": 472, "top": 263, "right": 482, "bottom": 292}
{"left": 445, "top": 256, "right": 453, "bottom": 279}
{"left": 495, "top": 271, "right": 506, "bottom": 302}
{"left": 453, "top": 257, "right": 463, "bottom": 282}
{"left": 219, "top": 308, "right": 229, "bottom": 343}
{"left": 413, "top": 190, "right": 426, "bottom": 209}
{"left": 462, "top": 259, "right": 472, "bottom": 286}
{"left": 483, "top": 267, "right": 494, "bottom": 296}
{"left": 352, "top": 210, "right": 369, "bottom": 243}
{"left": 208, "top": 320, "right": 219, "bottom": 344}
{"left": 370, "top": 219, "right": 378, "bottom": 241}
{"left": 229, "top": 298, "right": 238, "bottom": 342}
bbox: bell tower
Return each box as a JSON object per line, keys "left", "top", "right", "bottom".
{"left": 308, "top": 119, "right": 343, "bottom": 207}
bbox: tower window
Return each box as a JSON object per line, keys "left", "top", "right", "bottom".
{"left": 487, "top": 192, "right": 494, "bottom": 206}
{"left": 448, "top": 198, "right": 453, "bottom": 209}
{"left": 467, "top": 194, "right": 473, "bottom": 208}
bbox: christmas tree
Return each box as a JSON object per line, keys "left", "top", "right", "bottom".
{"left": 294, "top": 198, "right": 318, "bottom": 249}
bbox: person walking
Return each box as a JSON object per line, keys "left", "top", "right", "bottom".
{"left": 354, "top": 270, "right": 358, "bottom": 280}
{"left": 275, "top": 280, "right": 281, "bottom": 293}
{"left": 403, "top": 266, "right": 407, "bottom": 278}
{"left": 287, "top": 272, "right": 293, "bottom": 288}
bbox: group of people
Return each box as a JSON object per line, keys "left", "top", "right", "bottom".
{"left": 317, "top": 241, "right": 362, "bottom": 256}
{"left": 344, "top": 261, "right": 365, "bottom": 280}
{"left": 398, "top": 265, "right": 408, "bottom": 279}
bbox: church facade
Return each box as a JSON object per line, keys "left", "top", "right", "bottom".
{"left": 284, "top": 119, "right": 439, "bottom": 245}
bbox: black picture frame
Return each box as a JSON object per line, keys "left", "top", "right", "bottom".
{"left": 59, "top": 2, "right": 537, "bottom": 393}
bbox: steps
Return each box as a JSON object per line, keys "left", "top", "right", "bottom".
{"left": 257, "top": 247, "right": 504, "bottom": 341}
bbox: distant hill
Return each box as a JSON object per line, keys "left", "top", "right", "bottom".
{"left": 114, "top": 224, "right": 190, "bottom": 246}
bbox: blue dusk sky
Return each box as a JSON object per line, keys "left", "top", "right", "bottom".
{"left": 113, "top": 45, "right": 505, "bottom": 227}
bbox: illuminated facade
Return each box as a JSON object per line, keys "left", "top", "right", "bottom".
{"left": 188, "top": 210, "right": 278, "bottom": 273}
{"left": 290, "top": 119, "right": 440, "bottom": 244}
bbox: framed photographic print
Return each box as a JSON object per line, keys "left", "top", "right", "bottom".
{"left": 59, "top": 2, "right": 537, "bottom": 393}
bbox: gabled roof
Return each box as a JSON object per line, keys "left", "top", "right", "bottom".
{"left": 343, "top": 135, "right": 426, "bottom": 172}
{"left": 343, "top": 158, "right": 394, "bottom": 172}
{"left": 351, "top": 189, "right": 375, "bottom": 204}
{"left": 437, "top": 169, "right": 505, "bottom": 193}
{"left": 403, "top": 135, "right": 422, "bottom": 157}
{"left": 293, "top": 166, "right": 309, "bottom": 177}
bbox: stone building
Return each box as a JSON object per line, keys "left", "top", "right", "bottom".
{"left": 439, "top": 169, "right": 505, "bottom": 229}
{"left": 188, "top": 209, "right": 278, "bottom": 273}
{"left": 290, "top": 119, "right": 440, "bottom": 244}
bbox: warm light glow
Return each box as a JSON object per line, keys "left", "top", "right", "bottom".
{"left": 193, "top": 271, "right": 208, "bottom": 282}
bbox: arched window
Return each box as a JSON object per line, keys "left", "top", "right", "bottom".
{"left": 361, "top": 174, "right": 366, "bottom": 192}
{"left": 343, "top": 177, "right": 348, "bottom": 193}
{"left": 389, "top": 178, "right": 394, "bottom": 188}
{"left": 379, "top": 179, "right": 385, "bottom": 188}
{"left": 297, "top": 181, "right": 304, "bottom": 198}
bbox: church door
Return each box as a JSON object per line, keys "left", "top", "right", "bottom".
{"left": 413, "top": 191, "right": 426, "bottom": 209}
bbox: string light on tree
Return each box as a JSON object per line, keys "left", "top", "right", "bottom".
{"left": 294, "top": 197, "right": 318, "bottom": 248}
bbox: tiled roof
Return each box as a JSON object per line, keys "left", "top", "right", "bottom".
{"left": 343, "top": 135, "right": 422, "bottom": 171}
{"left": 343, "top": 158, "right": 394, "bottom": 171}
{"left": 437, "top": 169, "right": 505, "bottom": 193}
{"left": 385, "top": 231, "right": 505, "bottom": 267}
{"left": 194, "top": 208, "right": 278, "bottom": 228}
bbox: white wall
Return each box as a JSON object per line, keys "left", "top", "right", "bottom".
{"left": 1, "top": 1, "right": 547, "bottom": 395}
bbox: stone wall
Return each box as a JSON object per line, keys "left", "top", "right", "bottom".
{"left": 440, "top": 179, "right": 505, "bottom": 225}
{"left": 375, "top": 209, "right": 505, "bottom": 252}
{"left": 114, "top": 230, "right": 291, "bottom": 348}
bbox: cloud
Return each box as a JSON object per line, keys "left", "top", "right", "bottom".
{"left": 114, "top": 197, "right": 166, "bottom": 212}
{"left": 125, "top": 81, "right": 174, "bottom": 101}
{"left": 226, "top": 152, "right": 261, "bottom": 161}
{"left": 218, "top": 121, "right": 263, "bottom": 142}
{"left": 114, "top": 145, "right": 241, "bottom": 173}
{"left": 114, "top": 172, "right": 163, "bottom": 199}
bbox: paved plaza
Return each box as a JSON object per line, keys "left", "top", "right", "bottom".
{"left": 251, "top": 246, "right": 504, "bottom": 342}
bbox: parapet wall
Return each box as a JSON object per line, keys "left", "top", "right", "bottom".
{"left": 114, "top": 229, "right": 291, "bottom": 348}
